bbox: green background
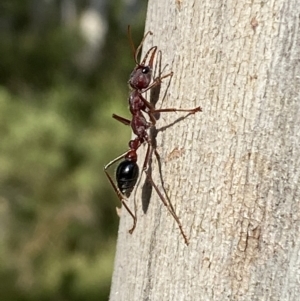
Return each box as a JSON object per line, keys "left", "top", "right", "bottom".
{"left": 0, "top": 1, "right": 147, "bottom": 300}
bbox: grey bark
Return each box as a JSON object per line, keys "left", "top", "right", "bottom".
{"left": 110, "top": 0, "right": 300, "bottom": 300}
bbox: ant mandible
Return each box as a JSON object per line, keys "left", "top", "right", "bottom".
{"left": 104, "top": 26, "right": 202, "bottom": 245}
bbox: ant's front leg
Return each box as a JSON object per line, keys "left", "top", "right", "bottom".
{"left": 142, "top": 71, "right": 173, "bottom": 94}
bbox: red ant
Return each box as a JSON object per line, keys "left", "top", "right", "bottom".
{"left": 104, "top": 26, "right": 202, "bottom": 245}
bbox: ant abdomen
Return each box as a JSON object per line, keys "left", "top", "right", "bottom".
{"left": 116, "top": 160, "right": 139, "bottom": 197}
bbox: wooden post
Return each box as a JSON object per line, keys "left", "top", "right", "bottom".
{"left": 110, "top": 0, "right": 300, "bottom": 299}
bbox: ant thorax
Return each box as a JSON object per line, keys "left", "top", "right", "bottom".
{"left": 129, "top": 90, "right": 147, "bottom": 115}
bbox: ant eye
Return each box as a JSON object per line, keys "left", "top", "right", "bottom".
{"left": 142, "top": 67, "right": 150, "bottom": 74}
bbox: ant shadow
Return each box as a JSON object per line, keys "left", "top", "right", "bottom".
{"left": 140, "top": 51, "right": 165, "bottom": 213}
{"left": 141, "top": 61, "right": 195, "bottom": 214}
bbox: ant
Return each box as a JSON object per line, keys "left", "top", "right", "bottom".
{"left": 104, "top": 26, "right": 202, "bottom": 245}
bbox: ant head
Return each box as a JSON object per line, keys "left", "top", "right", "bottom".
{"left": 128, "top": 26, "right": 157, "bottom": 90}
{"left": 128, "top": 46, "right": 157, "bottom": 90}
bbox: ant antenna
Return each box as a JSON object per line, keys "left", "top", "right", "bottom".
{"left": 128, "top": 25, "right": 154, "bottom": 66}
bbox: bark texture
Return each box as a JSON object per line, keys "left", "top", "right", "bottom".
{"left": 110, "top": 0, "right": 300, "bottom": 300}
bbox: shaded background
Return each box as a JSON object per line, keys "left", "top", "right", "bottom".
{"left": 0, "top": 0, "right": 147, "bottom": 300}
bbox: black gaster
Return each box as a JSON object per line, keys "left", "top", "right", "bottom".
{"left": 116, "top": 160, "right": 139, "bottom": 197}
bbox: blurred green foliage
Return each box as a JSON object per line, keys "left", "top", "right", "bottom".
{"left": 0, "top": 1, "right": 147, "bottom": 300}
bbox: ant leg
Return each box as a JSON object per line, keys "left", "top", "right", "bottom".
{"left": 142, "top": 141, "right": 189, "bottom": 245}
{"left": 112, "top": 114, "right": 131, "bottom": 126}
{"left": 139, "top": 94, "right": 201, "bottom": 123}
{"left": 141, "top": 138, "right": 152, "bottom": 171}
{"left": 141, "top": 64, "right": 201, "bottom": 117}
{"left": 144, "top": 163, "right": 189, "bottom": 244}
{"left": 152, "top": 106, "right": 202, "bottom": 115}
{"left": 104, "top": 152, "right": 137, "bottom": 234}
{"left": 113, "top": 109, "right": 157, "bottom": 130}
{"left": 142, "top": 71, "right": 174, "bottom": 94}
{"left": 141, "top": 46, "right": 157, "bottom": 68}
{"left": 104, "top": 151, "right": 130, "bottom": 169}
{"left": 104, "top": 170, "right": 137, "bottom": 234}
{"left": 145, "top": 103, "right": 202, "bottom": 125}
{"left": 152, "top": 148, "right": 178, "bottom": 223}
{"left": 141, "top": 48, "right": 173, "bottom": 94}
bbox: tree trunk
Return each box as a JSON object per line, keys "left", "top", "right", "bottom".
{"left": 109, "top": 0, "right": 300, "bottom": 300}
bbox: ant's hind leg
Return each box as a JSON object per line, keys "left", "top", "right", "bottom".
{"left": 104, "top": 152, "right": 138, "bottom": 234}
{"left": 141, "top": 142, "right": 189, "bottom": 245}
{"left": 104, "top": 168, "right": 137, "bottom": 234}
